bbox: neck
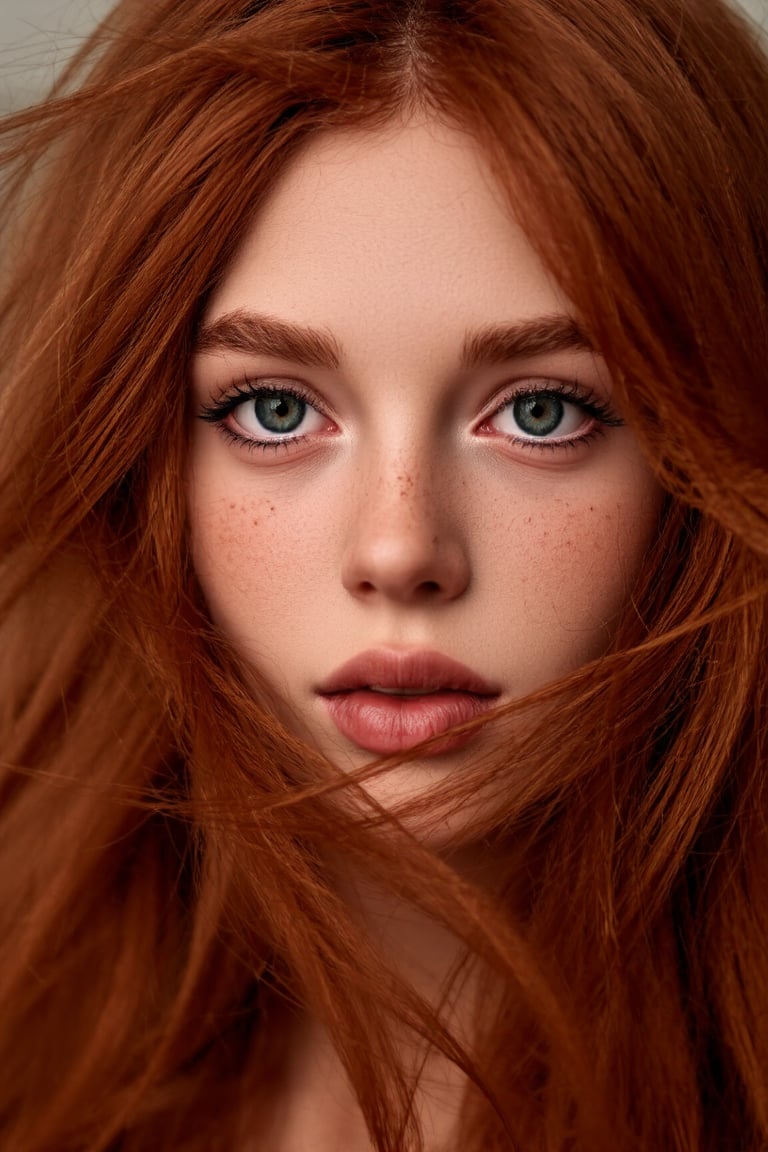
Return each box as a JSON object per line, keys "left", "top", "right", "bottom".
{"left": 265, "top": 839, "right": 508, "bottom": 1152}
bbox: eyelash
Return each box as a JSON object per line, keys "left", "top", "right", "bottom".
{"left": 481, "top": 380, "right": 624, "bottom": 451}
{"left": 197, "top": 377, "right": 624, "bottom": 454}
{"left": 199, "top": 379, "right": 325, "bottom": 453}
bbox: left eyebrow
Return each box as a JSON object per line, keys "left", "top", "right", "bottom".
{"left": 460, "top": 315, "right": 593, "bottom": 369}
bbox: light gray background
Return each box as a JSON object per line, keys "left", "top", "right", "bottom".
{"left": 1, "top": 0, "right": 767, "bottom": 112}
{"left": 0, "top": 0, "right": 113, "bottom": 112}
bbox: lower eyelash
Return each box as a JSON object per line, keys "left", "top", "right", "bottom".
{"left": 214, "top": 423, "right": 312, "bottom": 454}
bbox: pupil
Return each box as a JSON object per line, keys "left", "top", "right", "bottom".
{"left": 254, "top": 392, "right": 305, "bottom": 433}
{"left": 514, "top": 394, "right": 563, "bottom": 437}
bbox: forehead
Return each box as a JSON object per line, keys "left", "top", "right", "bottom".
{"left": 204, "top": 115, "right": 573, "bottom": 371}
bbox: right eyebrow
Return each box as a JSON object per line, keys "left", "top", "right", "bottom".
{"left": 194, "top": 310, "right": 341, "bottom": 370}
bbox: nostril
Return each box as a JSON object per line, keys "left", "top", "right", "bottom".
{"left": 341, "top": 519, "right": 471, "bottom": 603}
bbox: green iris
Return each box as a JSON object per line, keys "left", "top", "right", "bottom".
{"left": 254, "top": 392, "right": 306, "bottom": 434}
{"left": 513, "top": 394, "right": 563, "bottom": 437}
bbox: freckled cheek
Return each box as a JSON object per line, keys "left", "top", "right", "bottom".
{"left": 189, "top": 518, "right": 239, "bottom": 624}
{"left": 188, "top": 481, "right": 333, "bottom": 646}
{"left": 571, "top": 502, "right": 656, "bottom": 624}
{"left": 188, "top": 488, "right": 275, "bottom": 618}
{"left": 494, "top": 491, "right": 659, "bottom": 665}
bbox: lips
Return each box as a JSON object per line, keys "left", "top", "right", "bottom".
{"left": 317, "top": 649, "right": 500, "bottom": 755}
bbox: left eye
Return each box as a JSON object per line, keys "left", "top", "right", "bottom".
{"left": 230, "top": 388, "right": 325, "bottom": 438}
{"left": 490, "top": 392, "right": 590, "bottom": 440}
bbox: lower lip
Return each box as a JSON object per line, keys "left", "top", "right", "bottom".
{"left": 320, "top": 690, "right": 495, "bottom": 755}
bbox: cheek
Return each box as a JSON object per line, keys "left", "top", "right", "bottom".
{"left": 566, "top": 499, "right": 657, "bottom": 635}
{"left": 188, "top": 488, "right": 279, "bottom": 640}
{"left": 486, "top": 480, "right": 661, "bottom": 674}
{"left": 188, "top": 475, "right": 331, "bottom": 657}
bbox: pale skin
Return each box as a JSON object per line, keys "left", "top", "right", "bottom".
{"left": 188, "top": 115, "right": 663, "bottom": 1149}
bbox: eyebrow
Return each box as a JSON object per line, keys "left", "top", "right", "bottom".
{"left": 459, "top": 315, "right": 592, "bottom": 369}
{"left": 194, "top": 310, "right": 592, "bottom": 371}
{"left": 195, "top": 310, "right": 341, "bottom": 369}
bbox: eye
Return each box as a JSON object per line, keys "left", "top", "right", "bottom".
{"left": 199, "top": 381, "right": 330, "bottom": 448}
{"left": 230, "top": 388, "right": 325, "bottom": 439}
{"left": 479, "top": 382, "right": 623, "bottom": 449}
{"left": 492, "top": 391, "right": 591, "bottom": 440}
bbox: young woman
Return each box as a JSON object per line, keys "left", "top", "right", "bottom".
{"left": 1, "top": 0, "right": 767, "bottom": 1149}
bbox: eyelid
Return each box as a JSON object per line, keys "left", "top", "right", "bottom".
{"left": 199, "top": 375, "right": 331, "bottom": 423}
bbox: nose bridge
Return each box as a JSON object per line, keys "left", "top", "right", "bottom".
{"left": 377, "top": 440, "right": 431, "bottom": 531}
{"left": 341, "top": 426, "right": 470, "bottom": 603}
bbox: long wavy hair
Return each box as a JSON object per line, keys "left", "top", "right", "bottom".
{"left": 1, "top": 0, "right": 768, "bottom": 1149}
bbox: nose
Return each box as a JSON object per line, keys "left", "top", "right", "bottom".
{"left": 341, "top": 454, "right": 471, "bottom": 604}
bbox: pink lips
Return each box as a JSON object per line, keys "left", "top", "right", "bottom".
{"left": 317, "top": 649, "right": 500, "bottom": 755}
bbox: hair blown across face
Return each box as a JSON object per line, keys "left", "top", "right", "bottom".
{"left": 0, "top": 1, "right": 767, "bottom": 1150}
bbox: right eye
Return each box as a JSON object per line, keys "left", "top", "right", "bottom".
{"left": 231, "top": 388, "right": 325, "bottom": 438}
{"left": 199, "top": 381, "right": 330, "bottom": 448}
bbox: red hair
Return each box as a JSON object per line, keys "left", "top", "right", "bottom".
{"left": 1, "top": 0, "right": 768, "bottom": 1148}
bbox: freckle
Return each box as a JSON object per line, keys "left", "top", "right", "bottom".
{"left": 229, "top": 503, "right": 236, "bottom": 510}
{"left": 252, "top": 519, "right": 259, "bottom": 527}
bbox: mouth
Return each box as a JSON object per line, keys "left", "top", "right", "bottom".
{"left": 317, "top": 649, "right": 501, "bottom": 755}
{"left": 367, "top": 686, "right": 443, "bottom": 696}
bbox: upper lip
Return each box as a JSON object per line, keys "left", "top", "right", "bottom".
{"left": 317, "top": 648, "right": 501, "bottom": 696}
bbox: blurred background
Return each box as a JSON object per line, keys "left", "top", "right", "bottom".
{"left": 0, "top": 0, "right": 767, "bottom": 112}
{"left": 0, "top": 0, "right": 113, "bottom": 113}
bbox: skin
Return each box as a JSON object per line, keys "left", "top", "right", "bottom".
{"left": 188, "top": 114, "right": 662, "bottom": 832}
{"left": 188, "top": 114, "right": 664, "bottom": 1151}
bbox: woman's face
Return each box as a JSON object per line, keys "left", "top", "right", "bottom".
{"left": 189, "top": 116, "right": 662, "bottom": 819}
